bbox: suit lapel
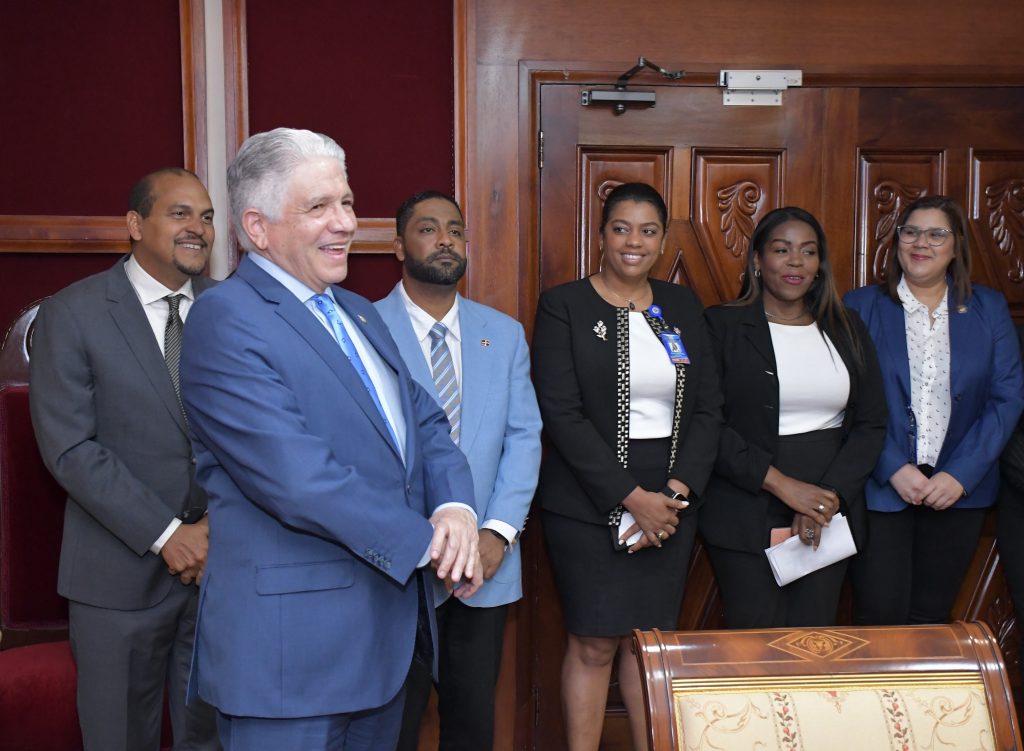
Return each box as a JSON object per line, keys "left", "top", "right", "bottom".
{"left": 740, "top": 301, "right": 778, "bottom": 373}
{"left": 379, "top": 290, "right": 434, "bottom": 388}
{"left": 330, "top": 288, "right": 409, "bottom": 463}
{"left": 878, "top": 293, "right": 912, "bottom": 396}
{"left": 105, "top": 263, "right": 189, "bottom": 437}
{"left": 947, "top": 288, "right": 970, "bottom": 396}
{"left": 237, "top": 259, "right": 402, "bottom": 462}
{"left": 457, "top": 298, "right": 488, "bottom": 454}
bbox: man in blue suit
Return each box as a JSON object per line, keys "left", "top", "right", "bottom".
{"left": 376, "top": 192, "right": 542, "bottom": 750}
{"left": 179, "top": 129, "right": 482, "bottom": 751}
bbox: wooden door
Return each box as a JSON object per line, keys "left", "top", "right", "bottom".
{"left": 527, "top": 77, "right": 1024, "bottom": 750}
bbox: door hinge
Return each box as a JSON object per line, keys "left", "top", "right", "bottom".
{"left": 538, "top": 130, "right": 544, "bottom": 170}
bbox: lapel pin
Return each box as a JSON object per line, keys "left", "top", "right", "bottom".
{"left": 594, "top": 320, "right": 607, "bottom": 340}
{"left": 357, "top": 314, "right": 368, "bottom": 323}
{"left": 956, "top": 305, "right": 968, "bottom": 314}
{"left": 480, "top": 339, "right": 491, "bottom": 347}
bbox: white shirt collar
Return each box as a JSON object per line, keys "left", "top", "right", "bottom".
{"left": 396, "top": 281, "right": 461, "bottom": 344}
{"left": 124, "top": 254, "right": 195, "bottom": 303}
{"left": 897, "top": 275, "right": 948, "bottom": 318}
{"left": 247, "top": 251, "right": 329, "bottom": 305}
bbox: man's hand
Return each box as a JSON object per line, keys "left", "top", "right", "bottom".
{"left": 479, "top": 530, "right": 506, "bottom": 580}
{"left": 428, "top": 506, "right": 479, "bottom": 585}
{"left": 161, "top": 516, "right": 209, "bottom": 585}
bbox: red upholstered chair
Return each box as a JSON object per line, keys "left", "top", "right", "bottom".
{"left": 0, "top": 301, "right": 174, "bottom": 750}
{"left": 0, "top": 301, "right": 81, "bottom": 750}
{"left": 0, "top": 302, "right": 69, "bottom": 647}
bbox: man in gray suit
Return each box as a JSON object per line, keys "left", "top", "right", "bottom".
{"left": 30, "top": 168, "right": 220, "bottom": 750}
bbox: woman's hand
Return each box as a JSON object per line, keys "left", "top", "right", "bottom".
{"left": 790, "top": 512, "right": 823, "bottom": 550}
{"left": 621, "top": 485, "right": 688, "bottom": 551}
{"left": 920, "top": 471, "right": 964, "bottom": 510}
{"left": 889, "top": 464, "right": 930, "bottom": 505}
{"left": 763, "top": 467, "right": 838, "bottom": 527}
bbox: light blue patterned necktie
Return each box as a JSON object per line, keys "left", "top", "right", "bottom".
{"left": 429, "top": 322, "right": 461, "bottom": 445}
{"left": 311, "top": 294, "right": 400, "bottom": 451}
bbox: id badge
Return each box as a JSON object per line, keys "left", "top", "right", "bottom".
{"left": 659, "top": 331, "right": 690, "bottom": 364}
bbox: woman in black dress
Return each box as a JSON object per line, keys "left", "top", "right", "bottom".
{"left": 532, "top": 183, "right": 722, "bottom": 750}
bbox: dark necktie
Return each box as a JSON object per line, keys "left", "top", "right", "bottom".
{"left": 163, "top": 294, "right": 185, "bottom": 405}
{"left": 429, "top": 322, "right": 461, "bottom": 444}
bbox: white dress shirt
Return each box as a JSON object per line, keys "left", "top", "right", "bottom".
{"left": 397, "top": 281, "right": 517, "bottom": 545}
{"left": 898, "top": 276, "right": 952, "bottom": 466}
{"left": 123, "top": 256, "right": 198, "bottom": 554}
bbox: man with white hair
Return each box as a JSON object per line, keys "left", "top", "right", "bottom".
{"left": 180, "top": 128, "right": 481, "bottom": 750}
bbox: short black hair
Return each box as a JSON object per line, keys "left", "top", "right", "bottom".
{"left": 127, "top": 167, "right": 198, "bottom": 218}
{"left": 395, "top": 191, "right": 462, "bottom": 237}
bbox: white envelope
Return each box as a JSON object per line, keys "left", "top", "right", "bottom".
{"left": 764, "top": 513, "right": 857, "bottom": 587}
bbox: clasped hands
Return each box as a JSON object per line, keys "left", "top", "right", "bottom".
{"left": 890, "top": 464, "right": 964, "bottom": 510}
{"left": 764, "top": 467, "right": 840, "bottom": 549}
{"left": 428, "top": 506, "right": 484, "bottom": 599}
{"left": 620, "top": 480, "right": 690, "bottom": 554}
{"left": 161, "top": 516, "right": 209, "bottom": 585}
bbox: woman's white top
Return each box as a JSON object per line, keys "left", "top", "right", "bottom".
{"left": 770, "top": 321, "right": 850, "bottom": 435}
{"left": 628, "top": 311, "right": 676, "bottom": 438}
{"left": 897, "top": 276, "right": 951, "bottom": 466}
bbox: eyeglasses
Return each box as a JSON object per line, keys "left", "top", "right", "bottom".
{"left": 896, "top": 225, "right": 953, "bottom": 246}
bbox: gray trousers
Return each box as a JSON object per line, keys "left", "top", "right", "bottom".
{"left": 69, "top": 581, "right": 219, "bottom": 751}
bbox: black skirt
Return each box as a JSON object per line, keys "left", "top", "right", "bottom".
{"left": 542, "top": 438, "right": 697, "bottom": 637}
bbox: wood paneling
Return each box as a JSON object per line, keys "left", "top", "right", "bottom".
{"left": 461, "top": 4, "right": 1024, "bottom": 748}
{"left": 970, "top": 151, "right": 1024, "bottom": 304}
{"left": 855, "top": 151, "right": 943, "bottom": 286}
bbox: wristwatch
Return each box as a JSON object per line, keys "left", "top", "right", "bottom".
{"left": 661, "top": 487, "right": 686, "bottom": 502}
{"left": 483, "top": 527, "right": 510, "bottom": 551}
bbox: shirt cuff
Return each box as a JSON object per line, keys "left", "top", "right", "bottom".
{"left": 482, "top": 519, "right": 517, "bottom": 545}
{"left": 150, "top": 518, "right": 182, "bottom": 554}
{"left": 417, "top": 502, "right": 478, "bottom": 567}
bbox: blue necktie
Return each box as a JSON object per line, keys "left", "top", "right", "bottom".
{"left": 429, "top": 322, "right": 461, "bottom": 445}
{"left": 311, "top": 294, "right": 400, "bottom": 451}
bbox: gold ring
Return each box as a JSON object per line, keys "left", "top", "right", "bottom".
{"left": 657, "top": 531, "right": 666, "bottom": 540}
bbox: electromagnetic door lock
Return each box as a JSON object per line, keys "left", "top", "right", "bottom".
{"left": 719, "top": 69, "right": 802, "bottom": 106}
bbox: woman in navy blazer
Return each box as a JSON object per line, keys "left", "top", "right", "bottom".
{"left": 845, "top": 195, "right": 1024, "bottom": 625}
{"left": 702, "top": 207, "right": 887, "bottom": 628}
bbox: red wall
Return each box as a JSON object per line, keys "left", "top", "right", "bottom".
{"left": 0, "top": 0, "right": 455, "bottom": 342}
{"left": 1, "top": 2, "right": 184, "bottom": 216}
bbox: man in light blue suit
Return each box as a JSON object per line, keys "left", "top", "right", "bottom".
{"left": 179, "top": 131, "right": 482, "bottom": 751}
{"left": 376, "top": 191, "right": 542, "bottom": 750}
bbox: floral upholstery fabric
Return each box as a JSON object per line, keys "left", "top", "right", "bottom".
{"left": 676, "top": 682, "right": 994, "bottom": 750}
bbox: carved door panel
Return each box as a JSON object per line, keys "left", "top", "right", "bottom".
{"left": 852, "top": 88, "right": 1024, "bottom": 315}
{"left": 539, "top": 82, "right": 829, "bottom": 305}
{"left": 528, "top": 80, "right": 1024, "bottom": 750}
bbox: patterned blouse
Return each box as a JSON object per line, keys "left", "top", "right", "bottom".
{"left": 897, "top": 276, "right": 951, "bottom": 466}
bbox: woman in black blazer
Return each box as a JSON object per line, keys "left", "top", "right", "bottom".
{"left": 532, "top": 183, "right": 722, "bottom": 751}
{"left": 702, "top": 207, "right": 887, "bottom": 628}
